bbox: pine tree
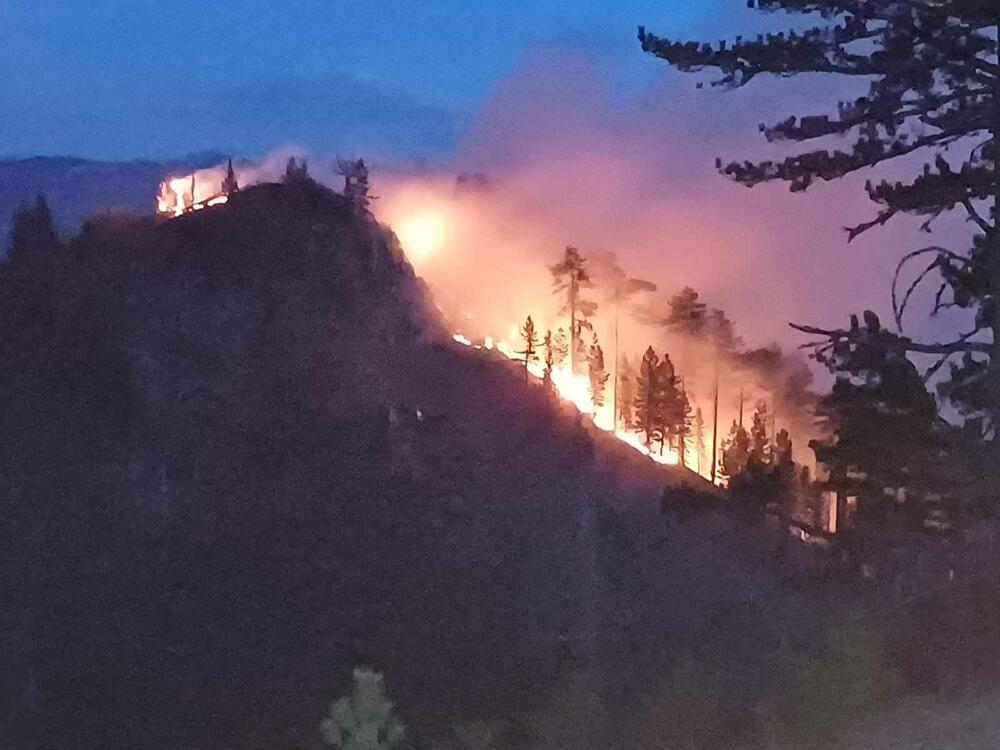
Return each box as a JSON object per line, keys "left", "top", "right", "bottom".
{"left": 283, "top": 156, "right": 309, "bottom": 183}
{"left": 656, "top": 354, "right": 686, "bottom": 459}
{"left": 221, "top": 158, "right": 239, "bottom": 196}
{"left": 640, "top": 3, "right": 1000, "bottom": 434}
{"left": 634, "top": 346, "right": 663, "bottom": 450}
{"left": 809, "top": 312, "right": 945, "bottom": 528}
{"left": 664, "top": 286, "right": 708, "bottom": 337}
{"left": 517, "top": 315, "right": 540, "bottom": 380}
{"left": 550, "top": 247, "right": 597, "bottom": 374}
{"left": 542, "top": 329, "right": 555, "bottom": 390}
{"left": 588, "top": 337, "right": 609, "bottom": 411}
{"left": 320, "top": 668, "right": 405, "bottom": 750}
{"left": 720, "top": 421, "right": 750, "bottom": 483}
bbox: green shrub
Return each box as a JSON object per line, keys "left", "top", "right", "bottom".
{"left": 321, "top": 668, "right": 405, "bottom": 750}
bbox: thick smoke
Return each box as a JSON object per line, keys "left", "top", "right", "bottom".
{"left": 369, "top": 46, "right": 911, "bottom": 462}
{"left": 188, "top": 45, "right": 967, "bottom": 464}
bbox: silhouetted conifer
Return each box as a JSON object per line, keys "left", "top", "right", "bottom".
{"left": 664, "top": 286, "right": 708, "bottom": 337}
{"left": 517, "top": 315, "right": 540, "bottom": 380}
{"left": 283, "top": 156, "right": 309, "bottom": 183}
{"left": 720, "top": 421, "right": 750, "bottom": 483}
{"left": 588, "top": 337, "right": 609, "bottom": 411}
{"left": 550, "top": 247, "right": 597, "bottom": 374}
{"left": 641, "top": 2, "right": 1000, "bottom": 433}
{"left": 634, "top": 346, "right": 663, "bottom": 450}
{"left": 222, "top": 158, "right": 239, "bottom": 195}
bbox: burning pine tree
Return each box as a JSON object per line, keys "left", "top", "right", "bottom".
{"left": 517, "top": 315, "right": 540, "bottom": 380}
{"left": 550, "top": 247, "right": 597, "bottom": 375}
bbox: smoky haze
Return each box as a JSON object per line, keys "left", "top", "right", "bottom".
{"left": 172, "top": 44, "right": 973, "bottom": 464}
{"left": 369, "top": 45, "right": 976, "bottom": 462}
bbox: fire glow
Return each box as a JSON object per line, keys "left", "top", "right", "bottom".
{"left": 451, "top": 331, "right": 682, "bottom": 468}
{"left": 157, "top": 174, "right": 229, "bottom": 217}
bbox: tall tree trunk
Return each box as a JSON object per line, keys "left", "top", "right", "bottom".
{"left": 612, "top": 307, "right": 619, "bottom": 430}
{"left": 570, "top": 275, "right": 578, "bottom": 374}
{"left": 710, "top": 361, "right": 719, "bottom": 484}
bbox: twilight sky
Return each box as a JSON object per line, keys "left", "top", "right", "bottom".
{"left": 0, "top": 1, "right": 973, "bottom": 370}
{"left": 2, "top": 0, "right": 787, "bottom": 160}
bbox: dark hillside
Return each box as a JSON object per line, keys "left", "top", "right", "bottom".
{"left": 0, "top": 180, "right": 819, "bottom": 749}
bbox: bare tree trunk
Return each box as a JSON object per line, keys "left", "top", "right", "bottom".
{"left": 612, "top": 307, "right": 619, "bottom": 430}
{"left": 710, "top": 361, "right": 719, "bottom": 483}
{"left": 990, "top": 40, "right": 1000, "bottom": 438}
{"left": 570, "top": 275, "right": 578, "bottom": 374}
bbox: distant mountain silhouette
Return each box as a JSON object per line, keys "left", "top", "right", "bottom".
{"left": 0, "top": 153, "right": 226, "bottom": 246}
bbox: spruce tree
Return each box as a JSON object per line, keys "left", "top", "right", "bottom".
{"left": 550, "top": 247, "right": 597, "bottom": 374}
{"left": 517, "top": 315, "right": 540, "bottom": 380}
{"left": 640, "top": 2, "right": 1000, "bottom": 434}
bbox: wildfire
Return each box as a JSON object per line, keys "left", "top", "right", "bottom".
{"left": 452, "top": 330, "right": 682, "bottom": 468}
{"left": 156, "top": 174, "right": 230, "bottom": 217}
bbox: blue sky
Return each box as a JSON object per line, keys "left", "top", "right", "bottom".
{"left": 0, "top": 0, "right": 772, "bottom": 160}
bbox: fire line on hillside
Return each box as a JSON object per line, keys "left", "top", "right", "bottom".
{"left": 155, "top": 157, "right": 694, "bottom": 477}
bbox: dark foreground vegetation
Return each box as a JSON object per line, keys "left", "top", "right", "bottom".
{"left": 1, "top": 177, "right": 999, "bottom": 749}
